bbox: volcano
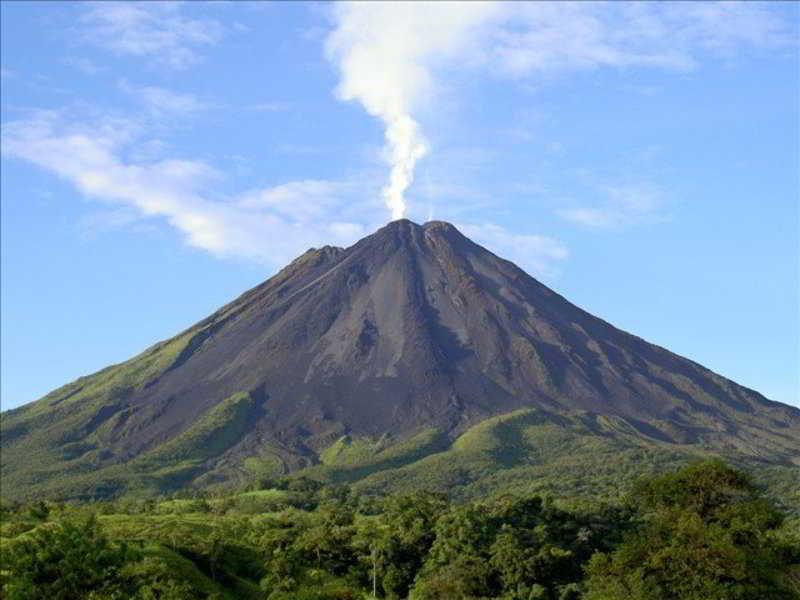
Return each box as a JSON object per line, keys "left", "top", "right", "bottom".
{"left": 2, "top": 219, "right": 798, "bottom": 502}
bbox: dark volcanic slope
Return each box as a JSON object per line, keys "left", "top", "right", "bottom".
{"left": 3, "top": 219, "right": 798, "bottom": 499}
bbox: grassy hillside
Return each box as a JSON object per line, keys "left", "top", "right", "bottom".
{"left": 0, "top": 353, "right": 264, "bottom": 501}
{"left": 308, "top": 409, "right": 800, "bottom": 512}
{"left": 1, "top": 333, "right": 197, "bottom": 499}
{"left": 3, "top": 391, "right": 799, "bottom": 514}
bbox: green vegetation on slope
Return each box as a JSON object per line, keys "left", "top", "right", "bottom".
{"left": 0, "top": 387, "right": 260, "bottom": 502}
{"left": 307, "top": 409, "right": 800, "bottom": 513}
{"left": 133, "top": 391, "right": 259, "bottom": 487}
{"left": 3, "top": 397, "right": 799, "bottom": 517}
{"left": 0, "top": 331, "right": 197, "bottom": 500}
{"left": 306, "top": 428, "right": 451, "bottom": 485}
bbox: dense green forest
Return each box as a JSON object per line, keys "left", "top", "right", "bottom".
{"left": 2, "top": 461, "right": 798, "bottom": 599}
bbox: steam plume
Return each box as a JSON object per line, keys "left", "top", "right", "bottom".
{"left": 326, "top": 2, "right": 496, "bottom": 220}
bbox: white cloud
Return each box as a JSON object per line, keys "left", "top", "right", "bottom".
{"left": 239, "top": 180, "right": 359, "bottom": 221}
{"left": 79, "top": 2, "right": 223, "bottom": 69}
{"left": 488, "top": 4, "right": 691, "bottom": 75}
{"left": 488, "top": 2, "right": 791, "bottom": 77}
{"left": 248, "top": 102, "right": 291, "bottom": 113}
{"left": 62, "top": 56, "right": 104, "bottom": 75}
{"left": 77, "top": 207, "right": 159, "bottom": 238}
{"left": 458, "top": 222, "right": 568, "bottom": 278}
{"left": 558, "top": 183, "right": 666, "bottom": 229}
{"left": 1, "top": 112, "right": 381, "bottom": 267}
{"left": 119, "top": 81, "right": 207, "bottom": 115}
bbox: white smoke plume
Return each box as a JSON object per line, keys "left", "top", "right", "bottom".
{"left": 325, "top": 2, "right": 789, "bottom": 222}
{"left": 326, "top": 2, "right": 497, "bottom": 221}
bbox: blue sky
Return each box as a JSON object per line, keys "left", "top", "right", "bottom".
{"left": 1, "top": 1, "right": 798, "bottom": 410}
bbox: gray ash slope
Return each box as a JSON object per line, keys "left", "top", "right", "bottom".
{"left": 2, "top": 219, "right": 798, "bottom": 500}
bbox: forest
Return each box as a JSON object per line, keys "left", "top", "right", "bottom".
{"left": 1, "top": 461, "right": 798, "bottom": 600}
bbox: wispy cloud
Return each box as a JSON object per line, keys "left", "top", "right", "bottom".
{"left": 1, "top": 111, "right": 382, "bottom": 267}
{"left": 459, "top": 222, "right": 569, "bottom": 278}
{"left": 77, "top": 206, "right": 160, "bottom": 238}
{"left": 118, "top": 81, "right": 208, "bottom": 116}
{"left": 79, "top": 2, "right": 224, "bottom": 69}
{"left": 239, "top": 180, "right": 361, "bottom": 221}
{"left": 488, "top": 2, "right": 792, "bottom": 77}
{"left": 248, "top": 102, "right": 291, "bottom": 113}
{"left": 558, "top": 183, "right": 667, "bottom": 229}
{"left": 62, "top": 56, "right": 104, "bottom": 75}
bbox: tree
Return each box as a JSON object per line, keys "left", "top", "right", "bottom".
{"left": 0, "top": 514, "right": 211, "bottom": 599}
{"left": 27, "top": 501, "right": 50, "bottom": 521}
{"left": 293, "top": 502, "right": 356, "bottom": 574}
{"left": 409, "top": 557, "right": 493, "bottom": 600}
{"left": 205, "top": 528, "right": 227, "bottom": 582}
{"left": 1, "top": 515, "right": 138, "bottom": 599}
{"left": 351, "top": 492, "right": 448, "bottom": 599}
{"left": 585, "top": 460, "right": 796, "bottom": 600}
{"left": 411, "top": 494, "right": 611, "bottom": 599}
